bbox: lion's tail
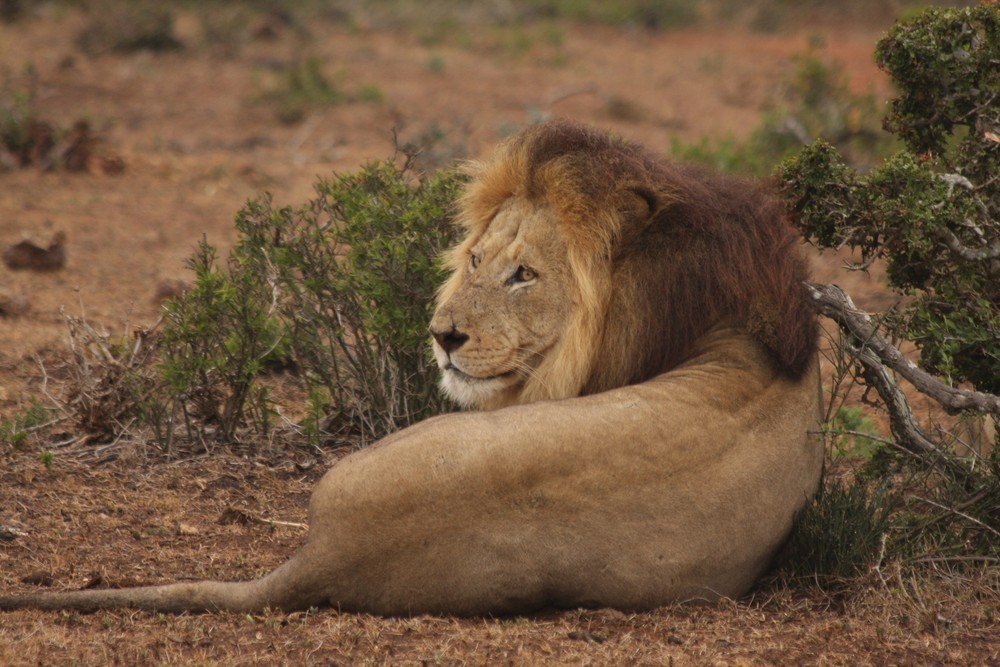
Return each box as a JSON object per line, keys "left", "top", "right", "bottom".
{"left": 0, "top": 549, "right": 324, "bottom": 614}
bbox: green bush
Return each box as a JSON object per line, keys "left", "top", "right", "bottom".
{"left": 159, "top": 238, "right": 287, "bottom": 445}
{"left": 233, "top": 161, "right": 464, "bottom": 442}
{"left": 780, "top": 5, "right": 1000, "bottom": 395}
{"left": 776, "top": 4, "right": 1000, "bottom": 576}
{"left": 152, "top": 159, "right": 464, "bottom": 450}
{"left": 35, "top": 152, "right": 462, "bottom": 455}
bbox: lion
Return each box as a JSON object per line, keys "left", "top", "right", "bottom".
{"left": 0, "top": 119, "right": 822, "bottom": 616}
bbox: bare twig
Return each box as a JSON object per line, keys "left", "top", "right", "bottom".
{"left": 33, "top": 355, "right": 69, "bottom": 418}
{"left": 15, "top": 416, "right": 64, "bottom": 434}
{"left": 546, "top": 85, "right": 598, "bottom": 108}
{"left": 914, "top": 496, "right": 1000, "bottom": 539}
{"left": 219, "top": 507, "right": 307, "bottom": 530}
{"left": 840, "top": 254, "right": 878, "bottom": 272}
{"left": 910, "top": 555, "right": 1000, "bottom": 566}
{"left": 835, "top": 430, "right": 897, "bottom": 448}
{"left": 259, "top": 517, "right": 307, "bottom": 530}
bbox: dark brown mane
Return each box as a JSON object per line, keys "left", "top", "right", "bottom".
{"left": 509, "top": 119, "right": 817, "bottom": 385}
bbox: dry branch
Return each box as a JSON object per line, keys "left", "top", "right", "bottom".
{"left": 806, "top": 282, "right": 1000, "bottom": 416}
{"left": 935, "top": 227, "right": 1000, "bottom": 262}
{"left": 806, "top": 282, "right": 1000, "bottom": 483}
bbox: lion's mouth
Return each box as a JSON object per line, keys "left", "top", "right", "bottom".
{"left": 444, "top": 363, "right": 516, "bottom": 383}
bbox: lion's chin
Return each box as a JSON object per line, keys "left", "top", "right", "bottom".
{"left": 439, "top": 367, "right": 519, "bottom": 410}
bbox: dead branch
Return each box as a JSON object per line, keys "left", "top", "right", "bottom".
{"left": 935, "top": 227, "right": 1000, "bottom": 262}
{"left": 806, "top": 282, "right": 999, "bottom": 483}
{"left": 806, "top": 282, "right": 1000, "bottom": 416}
{"left": 851, "top": 338, "right": 976, "bottom": 482}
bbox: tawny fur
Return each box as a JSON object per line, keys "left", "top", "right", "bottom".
{"left": 0, "top": 119, "right": 823, "bottom": 616}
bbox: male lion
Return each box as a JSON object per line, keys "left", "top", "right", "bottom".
{"left": 1, "top": 119, "right": 822, "bottom": 616}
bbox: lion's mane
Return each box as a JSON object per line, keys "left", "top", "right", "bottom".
{"left": 442, "top": 119, "right": 817, "bottom": 404}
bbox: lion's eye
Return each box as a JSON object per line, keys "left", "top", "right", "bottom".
{"left": 469, "top": 254, "right": 480, "bottom": 271}
{"left": 513, "top": 266, "right": 537, "bottom": 283}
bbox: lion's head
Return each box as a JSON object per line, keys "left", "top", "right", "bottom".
{"left": 430, "top": 119, "right": 817, "bottom": 410}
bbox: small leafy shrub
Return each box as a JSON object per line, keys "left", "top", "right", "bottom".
{"left": 669, "top": 135, "right": 763, "bottom": 175}
{"left": 37, "top": 449, "right": 54, "bottom": 471}
{"left": 828, "top": 406, "right": 882, "bottom": 461}
{"left": 1, "top": 79, "right": 122, "bottom": 172}
{"left": 232, "top": 160, "right": 464, "bottom": 442}
{"left": 0, "top": 85, "right": 37, "bottom": 167}
{"left": 270, "top": 56, "right": 346, "bottom": 123}
{"left": 261, "top": 57, "right": 383, "bottom": 124}
{"left": 159, "top": 238, "right": 288, "bottom": 445}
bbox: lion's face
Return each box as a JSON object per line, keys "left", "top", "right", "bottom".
{"left": 430, "top": 197, "right": 578, "bottom": 410}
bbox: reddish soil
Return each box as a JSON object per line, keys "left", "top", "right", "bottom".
{"left": 1, "top": 6, "right": 996, "bottom": 665}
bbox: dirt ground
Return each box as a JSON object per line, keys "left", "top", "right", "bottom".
{"left": 1, "top": 5, "right": 997, "bottom": 666}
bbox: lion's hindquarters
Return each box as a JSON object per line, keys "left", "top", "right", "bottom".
{"left": 305, "top": 334, "right": 821, "bottom": 613}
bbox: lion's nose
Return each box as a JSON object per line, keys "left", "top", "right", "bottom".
{"left": 431, "top": 325, "right": 469, "bottom": 354}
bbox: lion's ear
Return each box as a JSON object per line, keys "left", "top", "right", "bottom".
{"left": 614, "top": 186, "right": 662, "bottom": 248}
